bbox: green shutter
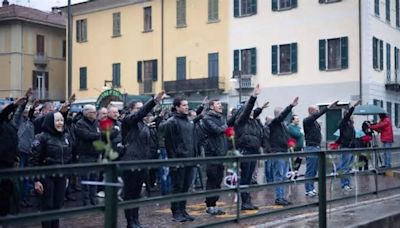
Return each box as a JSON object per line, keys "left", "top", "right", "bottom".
{"left": 80, "top": 67, "right": 87, "bottom": 89}
{"left": 251, "top": 48, "right": 257, "bottom": 74}
{"left": 234, "top": 50, "right": 240, "bottom": 71}
{"left": 395, "top": 47, "right": 399, "bottom": 71}
{"left": 380, "top": 40, "right": 384, "bottom": 70}
{"left": 341, "top": 37, "right": 348, "bottom": 69}
{"left": 137, "top": 61, "right": 142, "bottom": 83}
{"left": 319, "top": 39, "right": 326, "bottom": 71}
{"left": 373, "top": 37, "right": 378, "bottom": 69}
{"left": 152, "top": 60, "right": 158, "bottom": 81}
{"left": 272, "top": 45, "right": 278, "bottom": 74}
{"left": 396, "top": 0, "right": 400, "bottom": 27}
{"left": 234, "top": 0, "right": 239, "bottom": 17}
{"left": 386, "top": 0, "right": 390, "bottom": 21}
{"left": 375, "top": 0, "right": 380, "bottom": 15}
{"left": 291, "top": 43, "right": 298, "bottom": 73}
{"left": 319, "top": 0, "right": 325, "bottom": 3}
{"left": 387, "top": 44, "right": 391, "bottom": 76}
{"left": 292, "top": 0, "right": 298, "bottom": 8}
{"left": 251, "top": 0, "right": 257, "bottom": 14}
{"left": 272, "top": 0, "right": 278, "bottom": 11}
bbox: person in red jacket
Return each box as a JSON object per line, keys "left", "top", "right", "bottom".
{"left": 369, "top": 113, "right": 394, "bottom": 167}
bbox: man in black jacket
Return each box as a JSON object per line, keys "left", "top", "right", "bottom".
{"left": 75, "top": 104, "right": 101, "bottom": 206}
{"left": 269, "top": 97, "right": 299, "bottom": 206}
{"left": 303, "top": 100, "right": 338, "bottom": 197}
{"left": 121, "top": 91, "right": 164, "bottom": 228}
{"left": 164, "top": 97, "right": 196, "bottom": 222}
{"left": 201, "top": 99, "right": 227, "bottom": 215}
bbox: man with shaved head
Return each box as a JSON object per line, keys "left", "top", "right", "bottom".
{"left": 303, "top": 100, "right": 338, "bottom": 197}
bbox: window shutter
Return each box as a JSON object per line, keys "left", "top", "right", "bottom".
{"left": 386, "top": 0, "right": 391, "bottom": 21}
{"left": 137, "top": 61, "right": 142, "bottom": 83}
{"left": 234, "top": 0, "right": 239, "bottom": 17}
{"left": 396, "top": 0, "right": 400, "bottom": 27}
{"left": 387, "top": 43, "right": 391, "bottom": 77}
{"left": 373, "top": 37, "right": 378, "bottom": 69}
{"left": 375, "top": 0, "right": 380, "bottom": 15}
{"left": 380, "top": 40, "right": 384, "bottom": 70}
{"left": 44, "top": 72, "right": 49, "bottom": 92}
{"left": 208, "top": 0, "right": 212, "bottom": 20}
{"left": 234, "top": 50, "right": 240, "bottom": 71}
{"left": 292, "top": 0, "right": 298, "bottom": 8}
{"left": 272, "top": 0, "right": 278, "bottom": 11}
{"left": 272, "top": 45, "right": 278, "bottom": 74}
{"left": 80, "top": 67, "right": 87, "bottom": 89}
{"left": 152, "top": 60, "right": 158, "bottom": 81}
{"left": 319, "top": 39, "right": 326, "bottom": 71}
{"left": 395, "top": 47, "right": 399, "bottom": 71}
{"left": 182, "top": 0, "right": 186, "bottom": 24}
{"left": 250, "top": 48, "right": 257, "bottom": 75}
{"left": 251, "top": 0, "right": 257, "bottom": 14}
{"left": 32, "top": 71, "right": 37, "bottom": 89}
{"left": 83, "top": 20, "right": 87, "bottom": 41}
{"left": 319, "top": 0, "right": 325, "bottom": 3}
{"left": 291, "top": 43, "right": 298, "bottom": 73}
{"left": 341, "top": 37, "right": 348, "bottom": 69}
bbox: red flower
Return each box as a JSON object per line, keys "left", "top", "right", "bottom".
{"left": 361, "top": 135, "right": 372, "bottom": 143}
{"left": 224, "top": 127, "right": 235, "bottom": 139}
{"left": 288, "top": 138, "right": 297, "bottom": 148}
{"left": 99, "top": 118, "right": 113, "bottom": 132}
{"left": 329, "top": 142, "right": 340, "bottom": 150}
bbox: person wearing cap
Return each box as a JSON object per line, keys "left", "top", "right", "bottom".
{"left": 369, "top": 113, "right": 394, "bottom": 168}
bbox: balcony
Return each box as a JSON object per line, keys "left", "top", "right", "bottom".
{"left": 385, "top": 70, "right": 400, "bottom": 92}
{"left": 163, "top": 77, "right": 224, "bottom": 94}
{"left": 233, "top": 75, "right": 255, "bottom": 90}
{"left": 34, "top": 53, "right": 48, "bottom": 67}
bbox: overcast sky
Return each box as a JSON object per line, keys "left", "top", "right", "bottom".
{"left": 7, "top": 0, "right": 88, "bottom": 12}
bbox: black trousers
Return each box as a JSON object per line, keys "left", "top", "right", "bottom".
{"left": 0, "top": 179, "right": 15, "bottom": 216}
{"left": 122, "top": 169, "right": 147, "bottom": 224}
{"left": 205, "top": 164, "right": 224, "bottom": 207}
{"left": 41, "top": 177, "right": 67, "bottom": 228}
{"left": 170, "top": 166, "right": 193, "bottom": 213}
{"left": 240, "top": 161, "right": 256, "bottom": 204}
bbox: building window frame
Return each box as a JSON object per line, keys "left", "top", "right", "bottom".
{"left": 112, "top": 12, "right": 121, "bottom": 37}
{"left": 272, "top": 43, "right": 297, "bottom": 75}
{"left": 208, "top": 0, "right": 219, "bottom": 22}
{"left": 36, "top": 34, "right": 45, "bottom": 55}
{"left": 176, "top": 0, "right": 187, "bottom": 28}
{"left": 373, "top": 37, "right": 384, "bottom": 71}
{"left": 76, "top": 19, "right": 87, "bottom": 43}
{"left": 176, "top": 57, "right": 186, "bottom": 80}
{"left": 319, "top": 37, "right": 348, "bottom": 71}
{"left": 233, "top": 48, "right": 257, "bottom": 75}
{"left": 208, "top": 53, "right": 219, "bottom": 78}
{"left": 234, "top": 0, "right": 257, "bottom": 18}
{"left": 272, "top": 0, "right": 298, "bottom": 11}
{"left": 144, "top": 6, "right": 152, "bottom": 32}
{"left": 319, "top": 0, "right": 342, "bottom": 3}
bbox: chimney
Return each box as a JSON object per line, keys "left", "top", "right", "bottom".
{"left": 2, "top": 0, "right": 10, "bottom": 6}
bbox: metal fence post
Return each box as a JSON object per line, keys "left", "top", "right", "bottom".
{"left": 318, "top": 151, "right": 327, "bottom": 228}
{"left": 104, "top": 163, "right": 119, "bottom": 228}
{"left": 236, "top": 157, "right": 241, "bottom": 223}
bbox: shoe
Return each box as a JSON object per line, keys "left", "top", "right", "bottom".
{"left": 172, "top": 212, "right": 188, "bottom": 222}
{"left": 206, "top": 207, "right": 226, "bottom": 216}
{"left": 275, "top": 198, "right": 292, "bottom": 206}
{"left": 97, "top": 191, "right": 105, "bottom": 198}
{"left": 182, "top": 210, "right": 195, "bottom": 221}
{"left": 312, "top": 189, "right": 318, "bottom": 195}
{"left": 305, "top": 191, "right": 317, "bottom": 197}
{"left": 65, "top": 195, "right": 77, "bottom": 201}
{"left": 241, "top": 202, "right": 259, "bottom": 210}
{"left": 21, "top": 199, "right": 33, "bottom": 208}
{"left": 343, "top": 185, "right": 353, "bottom": 191}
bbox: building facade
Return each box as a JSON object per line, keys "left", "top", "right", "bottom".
{"left": 0, "top": 1, "right": 66, "bottom": 100}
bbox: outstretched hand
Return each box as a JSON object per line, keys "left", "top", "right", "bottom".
{"left": 253, "top": 84, "right": 260, "bottom": 97}
{"left": 328, "top": 100, "right": 339, "bottom": 109}
{"left": 261, "top": 101, "right": 269, "bottom": 109}
{"left": 291, "top": 97, "right": 299, "bottom": 107}
{"left": 155, "top": 90, "right": 166, "bottom": 103}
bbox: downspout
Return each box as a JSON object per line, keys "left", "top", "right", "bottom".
{"left": 67, "top": 0, "right": 72, "bottom": 98}
{"left": 161, "top": 0, "right": 164, "bottom": 90}
{"left": 359, "top": 0, "right": 363, "bottom": 104}
{"left": 21, "top": 22, "right": 24, "bottom": 97}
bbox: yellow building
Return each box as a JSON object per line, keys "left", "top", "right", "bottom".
{"left": 0, "top": 1, "right": 66, "bottom": 100}
{"left": 63, "top": 0, "right": 229, "bottom": 102}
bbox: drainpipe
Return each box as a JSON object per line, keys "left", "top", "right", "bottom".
{"left": 67, "top": 0, "right": 72, "bottom": 98}
{"left": 359, "top": 0, "right": 363, "bottom": 104}
{"left": 161, "top": 0, "right": 164, "bottom": 90}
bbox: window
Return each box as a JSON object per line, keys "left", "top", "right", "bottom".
{"left": 387, "top": 102, "right": 392, "bottom": 118}
{"left": 373, "top": 37, "right": 384, "bottom": 70}
{"left": 137, "top": 60, "right": 157, "bottom": 93}
{"left": 62, "top": 40, "right": 66, "bottom": 58}
{"left": 386, "top": 0, "right": 391, "bottom": 22}
{"left": 113, "top": 12, "right": 121, "bottom": 36}
{"left": 375, "top": 0, "right": 380, "bottom": 16}
{"left": 319, "top": 0, "right": 342, "bottom": 3}
{"left": 272, "top": 43, "right": 297, "bottom": 74}
{"left": 234, "top": 0, "right": 257, "bottom": 17}
{"left": 395, "top": 103, "right": 399, "bottom": 127}
{"left": 32, "top": 71, "right": 48, "bottom": 99}
{"left": 79, "top": 67, "right": 87, "bottom": 90}
{"left": 233, "top": 48, "right": 256, "bottom": 75}
{"left": 387, "top": 43, "right": 391, "bottom": 80}
{"left": 112, "top": 63, "right": 121, "bottom": 87}
{"left": 396, "top": 0, "right": 400, "bottom": 27}
{"left": 76, "top": 19, "right": 87, "bottom": 42}
{"left": 177, "top": 57, "right": 186, "bottom": 80}
{"left": 144, "top": 7, "right": 152, "bottom": 31}
{"left": 319, "top": 37, "right": 348, "bottom": 71}
{"left": 272, "top": 0, "right": 297, "bottom": 11}
{"left": 208, "top": 53, "right": 219, "bottom": 78}
{"left": 208, "top": 0, "right": 219, "bottom": 22}
{"left": 176, "top": 0, "right": 186, "bottom": 27}
{"left": 36, "top": 35, "right": 44, "bottom": 55}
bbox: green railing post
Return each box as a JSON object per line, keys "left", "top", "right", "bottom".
{"left": 236, "top": 157, "right": 241, "bottom": 223}
{"left": 104, "top": 163, "right": 119, "bottom": 228}
{"left": 318, "top": 151, "right": 327, "bottom": 228}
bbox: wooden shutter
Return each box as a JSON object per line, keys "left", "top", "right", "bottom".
{"left": 386, "top": 0, "right": 391, "bottom": 21}
{"left": 272, "top": 45, "right": 278, "bottom": 74}
{"left": 396, "top": 0, "right": 400, "bottom": 27}
{"left": 32, "top": 71, "right": 38, "bottom": 89}
{"left": 341, "top": 37, "right": 348, "bottom": 69}
{"left": 375, "top": 0, "right": 380, "bottom": 15}
{"left": 137, "top": 61, "right": 143, "bottom": 83}
{"left": 291, "top": 43, "right": 298, "bottom": 73}
{"left": 234, "top": 50, "right": 240, "bottom": 71}
{"left": 44, "top": 72, "right": 49, "bottom": 95}
{"left": 250, "top": 48, "right": 257, "bottom": 75}
{"left": 272, "top": 0, "right": 278, "bottom": 11}
{"left": 152, "top": 60, "right": 158, "bottom": 81}
{"left": 373, "top": 37, "right": 378, "bottom": 69}
{"left": 251, "top": 0, "right": 257, "bottom": 14}
{"left": 387, "top": 43, "right": 391, "bottom": 74}
{"left": 395, "top": 47, "right": 399, "bottom": 71}
{"left": 380, "top": 40, "right": 384, "bottom": 70}
{"left": 234, "top": 0, "right": 239, "bottom": 17}
{"left": 80, "top": 67, "right": 87, "bottom": 89}
{"left": 36, "top": 35, "right": 44, "bottom": 55}
{"left": 319, "top": 39, "right": 326, "bottom": 71}
{"left": 292, "top": 0, "right": 298, "bottom": 8}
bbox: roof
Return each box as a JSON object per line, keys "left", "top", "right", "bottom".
{"left": 0, "top": 4, "right": 66, "bottom": 28}
{"left": 56, "top": 0, "right": 148, "bottom": 16}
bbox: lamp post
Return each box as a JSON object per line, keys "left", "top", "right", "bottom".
{"left": 232, "top": 70, "right": 242, "bottom": 103}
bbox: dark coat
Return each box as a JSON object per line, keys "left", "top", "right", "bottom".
{"left": 164, "top": 112, "right": 195, "bottom": 158}
{"left": 0, "top": 103, "right": 19, "bottom": 168}
{"left": 336, "top": 106, "right": 356, "bottom": 148}
{"left": 75, "top": 116, "right": 101, "bottom": 157}
{"left": 269, "top": 105, "right": 294, "bottom": 153}
{"left": 303, "top": 107, "right": 328, "bottom": 146}
{"left": 201, "top": 111, "right": 227, "bottom": 157}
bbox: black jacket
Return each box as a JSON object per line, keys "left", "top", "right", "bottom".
{"left": 0, "top": 103, "right": 19, "bottom": 168}
{"left": 269, "top": 105, "right": 294, "bottom": 153}
{"left": 336, "top": 106, "right": 356, "bottom": 148}
{"left": 202, "top": 111, "right": 227, "bottom": 157}
{"left": 121, "top": 99, "right": 157, "bottom": 160}
{"left": 234, "top": 96, "right": 264, "bottom": 154}
{"left": 262, "top": 124, "right": 272, "bottom": 153}
{"left": 165, "top": 112, "right": 195, "bottom": 158}
{"left": 303, "top": 107, "right": 328, "bottom": 146}
{"left": 30, "top": 112, "right": 72, "bottom": 166}
{"left": 75, "top": 116, "right": 101, "bottom": 157}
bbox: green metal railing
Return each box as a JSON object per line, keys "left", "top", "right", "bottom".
{"left": 0, "top": 147, "right": 399, "bottom": 227}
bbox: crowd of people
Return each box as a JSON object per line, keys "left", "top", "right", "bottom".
{"left": 0, "top": 86, "right": 395, "bottom": 228}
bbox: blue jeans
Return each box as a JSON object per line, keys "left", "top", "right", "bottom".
{"left": 336, "top": 148, "right": 354, "bottom": 188}
{"left": 304, "top": 146, "right": 320, "bottom": 192}
{"left": 264, "top": 160, "right": 274, "bottom": 183}
{"left": 19, "top": 153, "right": 33, "bottom": 201}
{"left": 383, "top": 143, "right": 393, "bottom": 167}
{"left": 272, "top": 159, "right": 288, "bottom": 199}
{"left": 158, "top": 148, "right": 171, "bottom": 195}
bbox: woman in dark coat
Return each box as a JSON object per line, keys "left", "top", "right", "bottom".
{"left": 31, "top": 112, "right": 72, "bottom": 228}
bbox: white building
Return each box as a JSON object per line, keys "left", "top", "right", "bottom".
{"left": 229, "top": 0, "right": 400, "bottom": 144}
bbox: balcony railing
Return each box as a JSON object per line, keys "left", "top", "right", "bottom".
{"left": 385, "top": 70, "right": 400, "bottom": 92}
{"left": 139, "top": 80, "right": 154, "bottom": 95}
{"left": 233, "top": 75, "right": 255, "bottom": 90}
{"left": 163, "top": 77, "right": 224, "bottom": 94}
{"left": 34, "top": 53, "right": 48, "bottom": 66}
